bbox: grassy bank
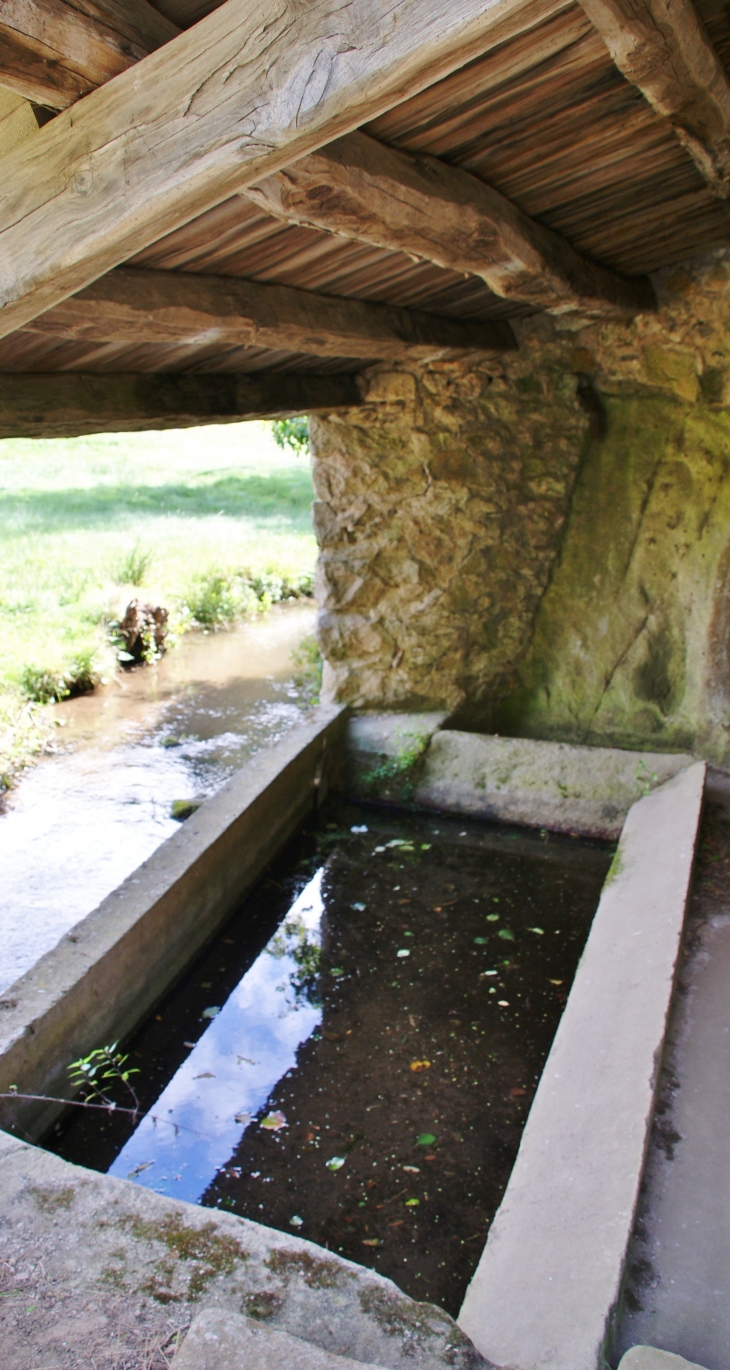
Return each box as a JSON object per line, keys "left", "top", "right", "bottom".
{"left": 0, "top": 420, "right": 316, "bottom": 785}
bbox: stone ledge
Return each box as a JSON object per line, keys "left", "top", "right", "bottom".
{"left": 618, "top": 1350, "right": 710, "bottom": 1370}
{"left": 172, "top": 1306, "right": 389, "bottom": 1369}
{"left": 457, "top": 763, "right": 706, "bottom": 1370}
{"left": 0, "top": 1130, "right": 484, "bottom": 1370}
{"left": 415, "top": 731, "right": 695, "bottom": 839}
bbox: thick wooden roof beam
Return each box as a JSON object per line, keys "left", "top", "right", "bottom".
{"left": 0, "top": 0, "right": 553, "bottom": 342}
{"left": 30, "top": 266, "right": 515, "bottom": 359}
{"left": 578, "top": 0, "right": 730, "bottom": 197}
{"left": 0, "top": 0, "right": 179, "bottom": 109}
{"left": 0, "top": 371, "right": 361, "bottom": 438}
{"left": 246, "top": 132, "right": 654, "bottom": 319}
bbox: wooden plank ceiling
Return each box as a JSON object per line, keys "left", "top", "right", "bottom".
{"left": 0, "top": 0, "right": 728, "bottom": 379}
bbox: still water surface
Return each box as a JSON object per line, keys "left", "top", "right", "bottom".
{"left": 52, "top": 804, "right": 612, "bottom": 1314}
{"left": 0, "top": 603, "right": 315, "bottom": 993}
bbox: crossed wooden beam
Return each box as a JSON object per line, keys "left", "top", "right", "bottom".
{"left": 0, "top": 0, "right": 727, "bottom": 432}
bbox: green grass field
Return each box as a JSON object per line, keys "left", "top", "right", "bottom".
{"left": 0, "top": 421, "right": 316, "bottom": 781}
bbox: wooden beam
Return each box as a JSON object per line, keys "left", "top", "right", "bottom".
{"left": 0, "top": 0, "right": 179, "bottom": 109}
{"left": 29, "top": 266, "right": 515, "bottom": 359}
{"left": 246, "top": 132, "right": 654, "bottom": 319}
{"left": 0, "top": 372, "right": 361, "bottom": 438}
{"left": 578, "top": 0, "right": 730, "bottom": 197}
{"left": 0, "top": 0, "right": 562, "bottom": 341}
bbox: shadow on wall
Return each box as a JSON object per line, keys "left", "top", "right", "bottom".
{"left": 489, "top": 394, "right": 730, "bottom": 764}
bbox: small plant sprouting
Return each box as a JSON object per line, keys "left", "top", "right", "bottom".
{"left": 635, "top": 759, "right": 659, "bottom": 797}
{"left": 68, "top": 1042, "right": 140, "bottom": 1115}
{"left": 113, "top": 542, "right": 153, "bottom": 587}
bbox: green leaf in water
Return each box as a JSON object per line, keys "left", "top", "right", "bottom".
{"left": 417, "top": 1133, "right": 436, "bottom": 1146}
{"left": 528, "top": 927, "right": 545, "bottom": 935}
{"left": 326, "top": 1156, "right": 345, "bottom": 1171}
{"left": 486, "top": 913, "right": 500, "bottom": 922}
{"left": 474, "top": 937, "right": 488, "bottom": 945}
{"left": 498, "top": 929, "right": 515, "bottom": 941}
{"left": 202, "top": 1006, "right": 221, "bottom": 1019}
{"left": 261, "top": 1111, "right": 287, "bottom": 1130}
{"left": 405, "top": 1198, "right": 420, "bottom": 1206}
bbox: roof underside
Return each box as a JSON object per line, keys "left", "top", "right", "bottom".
{"left": 2, "top": 0, "right": 729, "bottom": 377}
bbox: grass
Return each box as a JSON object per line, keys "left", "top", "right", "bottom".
{"left": 0, "top": 420, "right": 316, "bottom": 787}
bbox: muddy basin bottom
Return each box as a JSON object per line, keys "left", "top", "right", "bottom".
{"left": 51, "top": 803, "right": 612, "bottom": 1316}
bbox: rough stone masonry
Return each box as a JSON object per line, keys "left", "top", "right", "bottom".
{"left": 312, "top": 247, "right": 730, "bottom": 767}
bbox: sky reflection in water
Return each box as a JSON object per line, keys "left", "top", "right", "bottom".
{"left": 109, "top": 870, "right": 324, "bottom": 1203}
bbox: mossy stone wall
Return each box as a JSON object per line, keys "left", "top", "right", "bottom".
{"left": 312, "top": 249, "right": 730, "bottom": 766}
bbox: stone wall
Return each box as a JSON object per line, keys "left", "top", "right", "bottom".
{"left": 312, "top": 248, "right": 730, "bottom": 766}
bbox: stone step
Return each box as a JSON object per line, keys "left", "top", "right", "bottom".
{"left": 173, "top": 1307, "right": 389, "bottom": 1370}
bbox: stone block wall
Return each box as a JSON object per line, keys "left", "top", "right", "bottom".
{"left": 311, "top": 248, "right": 730, "bottom": 766}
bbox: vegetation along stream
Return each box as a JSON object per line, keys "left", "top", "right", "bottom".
{"left": 50, "top": 803, "right": 612, "bottom": 1315}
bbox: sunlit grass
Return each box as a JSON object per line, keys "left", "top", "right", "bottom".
{"left": 0, "top": 421, "right": 316, "bottom": 783}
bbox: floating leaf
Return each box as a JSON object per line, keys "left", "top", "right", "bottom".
{"left": 549, "top": 978, "right": 563, "bottom": 985}
{"left": 498, "top": 1000, "right": 509, "bottom": 1007}
{"left": 261, "top": 1111, "right": 287, "bottom": 1130}
{"left": 410, "top": 1060, "right": 431, "bottom": 1072}
{"left": 234, "top": 1111, "right": 252, "bottom": 1124}
{"left": 405, "top": 1198, "right": 420, "bottom": 1207}
{"left": 473, "top": 937, "right": 488, "bottom": 945}
{"left": 290, "top": 1215, "right": 304, "bottom": 1227}
{"left": 417, "top": 1133, "right": 436, "bottom": 1146}
{"left": 351, "top": 902, "right": 366, "bottom": 912}
{"left": 351, "top": 825, "right": 368, "bottom": 833}
{"left": 397, "top": 949, "right": 411, "bottom": 958}
{"left": 486, "top": 913, "right": 500, "bottom": 922}
{"left": 373, "top": 846, "right": 386, "bottom": 853}
{"left": 193, "top": 1071, "right": 215, "bottom": 1079}
{"left": 403, "top": 1165, "right": 420, "bottom": 1173}
{"left": 498, "top": 929, "right": 515, "bottom": 941}
{"left": 202, "top": 1006, "right": 221, "bottom": 1019}
{"left": 128, "top": 1160, "right": 154, "bottom": 1177}
{"left": 331, "top": 967, "right": 345, "bottom": 977}
{"left": 421, "top": 843, "right": 432, "bottom": 850}
{"left": 528, "top": 927, "right": 544, "bottom": 935}
{"left": 362, "top": 1238, "right": 381, "bottom": 1247}
{"left": 326, "top": 1156, "right": 345, "bottom": 1171}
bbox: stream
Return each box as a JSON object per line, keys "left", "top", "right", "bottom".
{"left": 0, "top": 602, "right": 315, "bottom": 995}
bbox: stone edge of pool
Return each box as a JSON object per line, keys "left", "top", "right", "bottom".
{"left": 0, "top": 713, "right": 707, "bottom": 1369}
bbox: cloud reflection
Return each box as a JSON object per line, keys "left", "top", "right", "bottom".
{"left": 108, "top": 869, "right": 324, "bottom": 1203}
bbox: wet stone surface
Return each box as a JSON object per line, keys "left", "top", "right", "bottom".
{"left": 51, "top": 804, "right": 611, "bottom": 1316}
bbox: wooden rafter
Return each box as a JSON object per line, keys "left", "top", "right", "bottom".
{"left": 0, "top": 0, "right": 179, "bottom": 109}
{"left": 579, "top": 0, "right": 730, "bottom": 197}
{"left": 0, "top": 372, "right": 361, "bottom": 438}
{"left": 246, "top": 132, "right": 654, "bottom": 319}
{"left": 29, "top": 265, "right": 516, "bottom": 359}
{"left": 0, "top": 0, "right": 560, "bottom": 342}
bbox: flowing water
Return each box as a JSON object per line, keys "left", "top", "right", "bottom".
{"left": 51, "top": 802, "right": 612, "bottom": 1315}
{"left": 0, "top": 602, "right": 315, "bottom": 994}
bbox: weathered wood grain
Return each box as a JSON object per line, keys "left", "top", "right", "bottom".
{"left": 0, "top": 0, "right": 556, "bottom": 342}
{"left": 579, "top": 0, "right": 730, "bottom": 196}
{"left": 28, "top": 266, "right": 516, "bottom": 359}
{"left": 0, "top": 0, "right": 179, "bottom": 108}
{"left": 246, "top": 131, "right": 654, "bottom": 317}
{"left": 0, "top": 371, "right": 361, "bottom": 437}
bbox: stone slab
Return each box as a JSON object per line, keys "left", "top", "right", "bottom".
{"left": 618, "top": 1350, "right": 710, "bottom": 1370}
{"left": 0, "top": 1130, "right": 482, "bottom": 1370}
{"left": 0, "top": 706, "right": 346, "bottom": 1140}
{"left": 345, "top": 712, "right": 448, "bottom": 803}
{"left": 173, "top": 1306, "right": 389, "bottom": 1369}
{"left": 415, "top": 731, "right": 695, "bottom": 838}
{"left": 458, "top": 762, "right": 706, "bottom": 1370}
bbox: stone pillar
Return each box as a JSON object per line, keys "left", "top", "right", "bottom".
{"left": 311, "top": 341, "right": 589, "bottom": 716}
